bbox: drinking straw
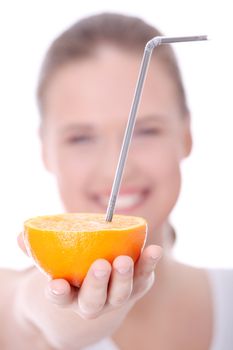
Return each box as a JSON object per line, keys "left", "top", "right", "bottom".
{"left": 105, "top": 35, "right": 208, "bottom": 222}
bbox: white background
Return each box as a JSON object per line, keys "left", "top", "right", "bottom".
{"left": 0, "top": 0, "right": 232, "bottom": 269}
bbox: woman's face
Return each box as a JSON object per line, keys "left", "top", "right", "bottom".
{"left": 41, "top": 45, "right": 191, "bottom": 241}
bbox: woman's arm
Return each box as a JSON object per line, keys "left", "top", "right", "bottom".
{"left": 1, "top": 244, "right": 162, "bottom": 350}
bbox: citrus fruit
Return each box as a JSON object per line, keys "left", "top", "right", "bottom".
{"left": 23, "top": 213, "right": 147, "bottom": 287}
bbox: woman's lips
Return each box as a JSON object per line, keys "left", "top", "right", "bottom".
{"left": 90, "top": 189, "right": 150, "bottom": 212}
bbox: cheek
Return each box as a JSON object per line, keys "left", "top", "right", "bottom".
{"left": 132, "top": 140, "right": 182, "bottom": 229}
{"left": 145, "top": 145, "right": 181, "bottom": 205}
{"left": 148, "top": 160, "right": 181, "bottom": 232}
{"left": 155, "top": 149, "right": 181, "bottom": 181}
{"left": 133, "top": 138, "right": 181, "bottom": 180}
{"left": 55, "top": 152, "right": 86, "bottom": 184}
{"left": 47, "top": 143, "right": 95, "bottom": 209}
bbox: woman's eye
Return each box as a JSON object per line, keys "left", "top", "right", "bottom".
{"left": 135, "top": 127, "right": 161, "bottom": 136}
{"left": 67, "top": 135, "right": 95, "bottom": 144}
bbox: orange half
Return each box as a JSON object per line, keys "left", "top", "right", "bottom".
{"left": 24, "top": 213, "right": 147, "bottom": 287}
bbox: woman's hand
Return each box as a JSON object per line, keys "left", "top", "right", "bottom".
{"left": 17, "top": 233, "right": 162, "bottom": 349}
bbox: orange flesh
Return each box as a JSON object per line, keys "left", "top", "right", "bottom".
{"left": 25, "top": 213, "right": 146, "bottom": 231}
{"left": 24, "top": 213, "right": 147, "bottom": 287}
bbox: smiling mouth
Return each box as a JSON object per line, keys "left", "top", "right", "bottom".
{"left": 91, "top": 189, "right": 150, "bottom": 212}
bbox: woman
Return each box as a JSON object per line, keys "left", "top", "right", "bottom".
{"left": 1, "top": 12, "right": 232, "bottom": 350}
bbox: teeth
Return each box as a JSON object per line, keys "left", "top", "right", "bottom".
{"left": 98, "top": 193, "right": 143, "bottom": 210}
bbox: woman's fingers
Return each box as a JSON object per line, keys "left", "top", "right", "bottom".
{"left": 17, "top": 232, "right": 29, "bottom": 256}
{"left": 45, "top": 245, "right": 162, "bottom": 317}
{"left": 45, "top": 279, "right": 77, "bottom": 306}
{"left": 133, "top": 245, "right": 162, "bottom": 298}
{"left": 75, "top": 259, "right": 112, "bottom": 319}
{"left": 107, "top": 256, "right": 134, "bottom": 307}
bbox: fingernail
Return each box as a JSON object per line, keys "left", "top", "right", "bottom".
{"left": 150, "top": 256, "right": 161, "bottom": 267}
{"left": 50, "top": 287, "right": 66, "bottom": 296}
{"left": 49, "top": 283, "right": 66, "bottom": 296}
{"left": 93, "top": 269, "right": 108, "bottom": 279}
{"left": 116, "top": 265, "right": 132, "bottom": 275}
{"left": 150, "top": 254, "right": 159, "bottom": 260}
{"left": 150, "top": 251, "right": 162, "bottom": 261}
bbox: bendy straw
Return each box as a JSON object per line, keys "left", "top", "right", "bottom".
{"left": 105, "top": 35, "right": 208, "bottom": 222}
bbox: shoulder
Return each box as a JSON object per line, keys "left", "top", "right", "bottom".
{"left": 155, "top": 261, "right": 212, "bottom": 349}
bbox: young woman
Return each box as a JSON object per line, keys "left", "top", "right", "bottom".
{"left": 1, "top": 12, "right": 232, "bottom": 350}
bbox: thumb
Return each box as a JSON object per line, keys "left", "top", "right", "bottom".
{"left": 17, "top": 232, "right": 29, "bottom": 256}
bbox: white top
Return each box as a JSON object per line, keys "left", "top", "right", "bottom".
{"left": 208, "top": 269, "right": 233, "bottom": 350}
{"left": 83, "top": 269, "right": 233, "bottom": 350}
